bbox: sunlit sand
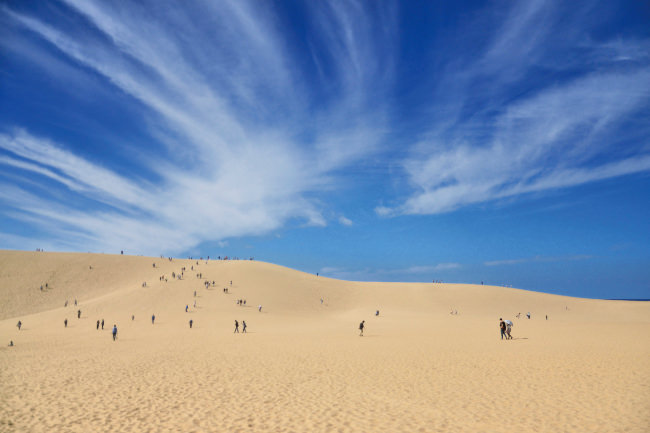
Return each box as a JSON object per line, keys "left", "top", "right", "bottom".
{"left": 1, "top": 250, "right": 648, "bottom": 432}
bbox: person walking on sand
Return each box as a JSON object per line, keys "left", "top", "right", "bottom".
{"left": 234, "top": 320, "right": 239, "bottom": 333}
{"left": 506, "top": 320, "right": 513, "bottom": 339}
{"left": 112, "top": 324, "right": 118, "bottom": 341}
{"left": 189, "top": 319, "right": 193, "bottom": 329}
{"left": 16, "top": 320, "right": 21, "bottom": 330}
{"left": 359, "top": 320, "right": 365, "bottom": 336}
{"left": 97, "top": 320, "right": 100, "bottom": 330}
{"left": 152, "top": 314, "right": 156, "bottom": 324}
{"left": 185, "top": 305, "right": 189, "bottom": 313}
{"left": 499, "top": 318, "right": 506, "bottom": 340}
{"left": 77, "top": 309, "right": 81, "bottom": 319}
{"left": 64, "top": 319, "right": 68, "bottom": 328}
{"left": 242, "top": 321, "right": 247, "bottom": 333}
{"left": 101, "top": 319, "right": 104, "bottom": 330}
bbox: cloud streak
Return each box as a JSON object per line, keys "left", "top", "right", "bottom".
{"left": 0, "top": 0, "right": 648, "bottom": 262}
{"left": 378, "top": 1, "right": 650, "bottom": 217}
{"left": 319, "top": 263, "right": 461, "bottom": 282}
{"left": 0, "top": 1, "right": 393, "bottom": 254}
{"left": 484, "top": 255, "right": 593, "bottom": 267}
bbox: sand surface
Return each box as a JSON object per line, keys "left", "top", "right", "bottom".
{"left": 1, "top": 250, "right": 649, "bottom": 432}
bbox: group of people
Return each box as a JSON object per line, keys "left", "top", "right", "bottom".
{"left": 499, "top": 318, "right": 513, "bottom": 340}
{"left": 63, "top": 299, "right": 78, "bottom": 307}
{"left": 233, "top": 320, "right": 247, "bottom": 333}
{"left": 9, "top": 262, "right": 397, "bottom": 349}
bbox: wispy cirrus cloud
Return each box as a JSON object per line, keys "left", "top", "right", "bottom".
{"left": 0, "top": 0, "right": 648, "bottom": 268}
{"left": 484, "top": 255, "right": 593, "bottom": 267}
{"left": 319, "top": 263, "right": 461, "bottom": 282}
{"left": 378, "top": 0, "right": 650, "bottom": 217}
{"left": 0, "top": 1, "right": 394, "bottom": 254}
{"left": 338, "top": 216, "right": 353, "bottom": 226}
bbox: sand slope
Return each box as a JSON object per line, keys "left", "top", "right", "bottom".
{"left": 1, "top": 250, "right": 648, "bottom": 432}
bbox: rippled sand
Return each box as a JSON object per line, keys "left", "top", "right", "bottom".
{"left": 1, "top": 250, "right": 648, "bottom": 432}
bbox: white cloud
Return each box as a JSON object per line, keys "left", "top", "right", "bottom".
{"left": 318, "top": 263, "right": 461, "bottom": 282}
{"left": 0, "top": 2, "right": 392, "bottom": 254}
{"left": 485, "top": 255, "right": 592, "bottom": 266}
{"left": 338, "top": 216, "right": 353, "bottom": 226}
{"left": 382, "top": 69, "right": 650, "bottom": 216}
{"left": 378, "top": 0, "right": 650, "bottom": 217}
{"left": 431, "top": 263, "right": 461, "bottom": 272}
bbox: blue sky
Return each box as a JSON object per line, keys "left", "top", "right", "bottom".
{"left": 1, "top": 0, "right": 649, "bottom": 299}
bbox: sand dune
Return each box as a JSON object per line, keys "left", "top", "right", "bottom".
{"left": 1, "top": 250, "right": 648, "bottom": 432}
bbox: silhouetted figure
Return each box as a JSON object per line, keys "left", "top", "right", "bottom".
{"left": 16, "top": 321, "right": 21, "bottom": 330}
{"left": 97, "top": 320, "right": 100, "bottom": 330}
{"left": 77, "top": 309, "right": 81, "bottom": 319}
{"left": 242, "top": 321, "right": 247, "bottom": 333}
{"left": 152, "top": 314, "right": 156, "bottom": 324}
{"left": 64, "top": 319, "right": 68, "bottom": 328}
{"left": 101, "top": 319, "right": 104, "bottom": 330}
{"left": 234, "top": 320, "right": 239, "bottom": 333}
{"left": 359, "top": 320, "right": 365, "bottom": 336}
{"left": 189, "top": 319, "right": 193, "bottom": 329}
{"left": 112, "top": 324, "right": 118, "bottom": 341}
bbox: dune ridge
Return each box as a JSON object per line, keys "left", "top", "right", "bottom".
{"left": 1, "top": 250, "right": 648, "bottom": 433}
